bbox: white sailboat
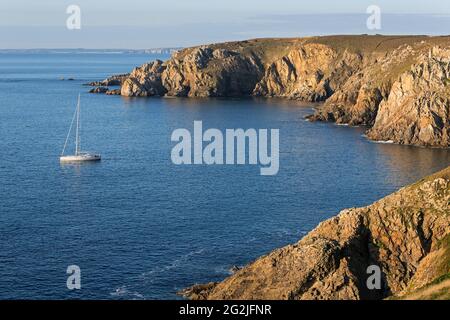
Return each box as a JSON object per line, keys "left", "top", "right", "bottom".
{"left": 60, "top": 94, "right": 101, "bottom": 162}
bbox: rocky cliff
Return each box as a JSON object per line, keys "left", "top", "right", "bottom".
{"left": 179, "top": 166, "right": 450, "bottom": 300}
{"left": 366, "top": 48, "right": 450, "bottom": 147}
{"left": 120, "top": 47, "right": 263, "bottom": 97}
{"left": 91, "top": 35, "right": 450, "bottom": 147}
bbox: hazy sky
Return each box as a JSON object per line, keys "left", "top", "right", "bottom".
{"left": 0, "top": 0, "right": 449, "bottom": 48}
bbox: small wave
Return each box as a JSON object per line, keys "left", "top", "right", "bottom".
{"left": 214, "top": 264, "right": 243, "bottom": 275}
{"left": 140, "top": 249, "right": 205, "bottom": 280}
{"left": 246, "top": 236, "right": 257, "bottom": 243}
{"left": 213, "top": 265, "right": 233, "bottom": 275}
{"left": 110, "top": 285, "right": 144, "bottom": 299}
{"left": 110, "top": 249, "right": 205, "bottom": 299}
{"left": 374, "top": 140, "right": 394, "bottom": 144}
{"left": 272, "top": 228, "right": 301, "bottom": 238}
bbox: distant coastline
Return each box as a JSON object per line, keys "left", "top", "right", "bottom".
{"left": 0, "top": 48, "right": 181, "bottom": 55}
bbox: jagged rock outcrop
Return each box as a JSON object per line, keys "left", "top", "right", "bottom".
{"left": 89, "top": 86, "right": 121, "bottom": 95}
{"left": 180, "top": 167, "right": 450, "bottom": 300}
{"left": 367, "top": 47, "right": 450, "bottom": 146}
{"left": 162, "top": 47, "right": 262, "bottom": 97}
{"left": 253, "top": 45, "right": 363, "bottom": 102}
{"left": 121, "top": 60, "right": 167, "bottom": 97}
{"left": 92, "top": 35, "right": 450, "bottom": 147}
{"left": 121, "top": 47, "right": 263, "bottom": 97}
{"left": 307, "top": 44, "right": 418, "bottom": 125}
{"left": 252, "top": 44, "right": 336, "bottom": 101}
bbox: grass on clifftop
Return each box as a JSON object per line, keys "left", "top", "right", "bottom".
{"left": 185, "top": 35, "right": 450, "bottom": 63}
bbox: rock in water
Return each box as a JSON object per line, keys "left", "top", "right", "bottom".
{"left": 85, "top": 74, "right": 129, "bottom": 87}
{"left": 105, "top": 89, "right": 121, "bottom": 95}
{"left": 89, "top": 86, "right": 108, "bottom": 94}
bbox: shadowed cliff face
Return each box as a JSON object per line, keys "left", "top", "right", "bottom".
{"left": 93, "top": 35, "right": 450, "bottom": 147}
{"left": 179, "top": 167, "right": 450, "bottom": 300}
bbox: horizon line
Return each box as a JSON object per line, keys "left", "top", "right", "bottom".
{"left": 1, "top": 34, "right": 450, "bottom": 51}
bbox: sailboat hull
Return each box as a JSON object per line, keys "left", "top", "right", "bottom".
{"left": 60, "top": 154, "right": 101, "bottom": 162}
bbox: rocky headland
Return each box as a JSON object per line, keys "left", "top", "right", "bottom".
{"left": 179, "top": 166, "right": 450, "bottom": 300}
{"left": 90, "top": 35, "right": 450, "bottom": 148}
{"left": 86, "top": 35, "right": 450, "bottom": 300}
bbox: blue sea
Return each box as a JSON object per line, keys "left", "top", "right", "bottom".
{"left": 0, "top": 52, "right": 449, "bottom": 299}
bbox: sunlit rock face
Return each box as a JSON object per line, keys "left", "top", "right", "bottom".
{"left": 109, "top": 35, "right": 450, "bottom": 147}
{"left": 180, "top": 167, "right": 450, "bottom": 300}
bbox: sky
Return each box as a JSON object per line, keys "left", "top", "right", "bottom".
{"left": 0, "top": 0, "right": 449, "bottom": 48}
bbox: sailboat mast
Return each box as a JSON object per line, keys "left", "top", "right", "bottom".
{"left": 60, "top": 93, "right": 101, "bottom": 162}
{"left": 75, "top": 94, "right": 80, "bottom": 155}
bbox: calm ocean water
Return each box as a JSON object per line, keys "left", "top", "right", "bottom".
{"left": 0, "top": 52, "right": 449, "bottom": 299}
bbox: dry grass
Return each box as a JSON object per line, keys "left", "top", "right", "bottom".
{"left": 191, "top": 35, "right": 450, "bottom": 57}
